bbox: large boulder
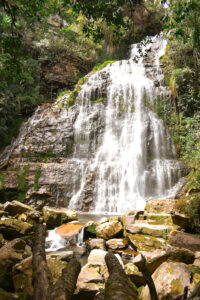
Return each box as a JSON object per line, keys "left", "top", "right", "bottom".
{"left": 171, "top": 211, "right": 191, "bottom": 230}
{"left": 0, "top": 218, "right": 33, "bottom": 239}
{"left": 124, "top": 263, "right": 145, "bottom": 287}
{"left": 133, "top": 250, "right": 167, "bottom": 274}
{"left": 0, "top": 238, "right": 26, "bottom": 290}
{"left": 3, "top": 201, "right": 34, "bottom": 216}
{"left": 42, "top": 206, "right": 77, "bottom": 229}
{"left": 169, "top": 231, "right": 200, "bottom": 252}
{"left": 141, "top": 261, "right": 192, "bottom": 299}
{"left": 88, "top": 249, "right": 107, "bottom": 266}
{"left": 96, "top": 221, "right": 123, "bottom": 240}
{"left": 145, "top": 198, "right": 176, "bottom": 214}
{"left": 55, "top": 222, "right": 83, "bottom": 239}
{"left": 126, "top": 233, "right": 166, "bottom": 252}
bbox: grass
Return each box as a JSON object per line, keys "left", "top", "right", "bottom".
{"left": 92, "top": 60, "right": 116, "bottom": 72}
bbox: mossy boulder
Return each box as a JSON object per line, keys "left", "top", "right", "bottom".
{"left": 169, "top": 231, "right": 200, "bottom": 252}
{"left": 126, "top": 233, "right": 166, "bottom": 252}
{"left": 3, "top": 201, "right": 34, "bottom": 216}
{"left": 126, "top": 223, "right": 172, "bottom": 238}
{"left": 124, "top": 263, "right": 145, "bottom": 287}
{"left": 139, "top": 213, "right": 174, "bottom": 226}
{"left": 96, "top": 221, "right": 123, "bottom": 240}
{"left": 42, "top": 206, "right": 77, "bottom": 229}
{"left": 87, "top": 239, "right": 106, "bottom": 251}
{"left": 0, "top": 218, "right": 33, "bottom": 239}
{"left": 141, "top": 261, "right": 192, "bottom": 299}
{"left": 106, "top": 238, "right": 128, "bottom": 250}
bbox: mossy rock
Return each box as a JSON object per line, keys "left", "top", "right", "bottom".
{"left": 127, "top": 233, "right": 166, "bottom": 252}
{"left": 0, "top": 218, "right": 33, "bottom": 239}
{"left": 42, "top": 206, "right": 77, "bottom": 229}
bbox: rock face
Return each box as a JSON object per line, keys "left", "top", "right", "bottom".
{"left": 42, "top": 206, "right": 77, "bottom": 229}
{"left": 141, "top": 261, "right": 192, "bottom": 299}
{"left": 96, "top": 221, "right": 123, "bottom": 240}
{"left": 145, "top": 198, "right": 176, "bottom": 214}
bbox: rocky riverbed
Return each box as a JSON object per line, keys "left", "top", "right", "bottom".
{"left": 0, "top": 198, "right": 200, "bottom": 299}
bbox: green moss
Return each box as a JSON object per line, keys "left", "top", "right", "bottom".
{"left": 87, "top": 224, "right": 96, "bottom": 234}
{"left": 17, "top": 191, "right": 27, "bottom": 202}
{"left": 34, "top": 167, "right": 41, "bottom": 192}
{"left": 67, "top": 86, "right": 81, "bottom": 110}
{"left": 51, "top": 129, "right": 57, "bottom": 135}
{"left": 92, "top": 97, "right": 104, "bottom": 104}
{"left": 56, "top": 90, "right": 71, "bottom": 100}
{"left": 78, "top": 76, "right": 86, "bottom": 85}
{"left": 93, "top": 60, "right": 116, "bottom": 72}
{"left": 0, "top": 172, "right": 4, "bottom": 190}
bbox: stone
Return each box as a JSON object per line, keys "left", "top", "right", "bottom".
{"left": 122, "top": 211, "right": 143, "bottom": 227}
{"left": 133, "top": 249, "right": 167, "bottom": 274}
{"left": 106, "top": 238, "right": 128, "bottom": 250}
{"left": 126, "top": 223, "right": 172, "bottom": 238}
{"left": 13, "top": 255, "right": 67, "bottom": 298}
{"left": 46, "top": 250, "right": 74, "bottom": 262}
{"left": 98, "top": 217, "right": 109, "bottom": 225}
{"left": 87, "top": 239, "right": 106, "bottom": 251}
{"left": 138, "top": 213, "right": 174, "bottom": 226}
{"left": 195, "top": 251, "right": 200, "bottom": 259}
{"left": 42, "top": 206, "right": 77, "bottom": 229}
{"left": 88, "top": 249, "right": 107, "bottom": 266}
{"left": 145, "top": 198, "right": 176, "bottom": 214}
{"left": 0, "top": 238, "right": 26, "bottom": 290}
{"left": 55, "top": 222, "right": 83, "bottom": 239}
{"left": 166, "top": 246, "right": 195, "bottom": 264}
{"left": 3, "top": 200, "right": 33, "bottom": 216}
{"left": 0, "top": 288, "right": 18, "bottom": 300}
{"left": 141, "top": 261, "right": 192, "bottom": 299}
{"left": 96, "top": 221, "right": 123, "bottom": 240}
{"left": 169, "top": 230, "right": 200, "bottom": 252}
{"left": 124, "top": 262, "right": 145, "bottom": 287}
{"left": 193, "top": 259, "right": 200, "bottom": 268}
{"left": 18, "top": 213, "right": 27, "bottom": 222}
{"left": 171, "top": 211, "right": 191, "bottom": 230}
{"left": 74, "top": 263, "right": 106, "bottom": 299}
{"left": 127, "top": 233, "right": 166, "bottom": 252}
{"left": 0, "top": 218, "right": 33, "bottom": 239}
{"left": 28, "top": 210, "right": 41, "bottom": 222}
{"left": 0, "top": 211, "right": 8, "bottom": 218}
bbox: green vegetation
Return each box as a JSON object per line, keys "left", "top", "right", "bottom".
{"left": 16, "top": 165, "right": 30, "bottom": 201}
{"left": 92, "top": 97, "right": 104, "bottom": 104}
{"left": 86, "top": 224, "right": 96, "bottom": 234}
{"left": 34, "top": 168, "right": 42, "bottom": 192}
{"left": 0, "top": 172, "right": 4, "bottom": 190}
{"left": 78, "top": 76, "right": 86, "bottom": 85}
{"left": 93, "top": 60, "right": 116, "bottom": 72}
{"left": 67, "top": 87, "right": 81, "bottom": 109}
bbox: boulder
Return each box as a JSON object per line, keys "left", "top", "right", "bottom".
{"left": 145, "top": 198, "right": 176, "bottom": 214}
{"left": 0, "top": 211, "right": 8, "bottom": 218}
{"left": 138, "top": 213, "right": 174, "bottom": 226}
{"left": 141, "top": 261, "right": 192, "bottom": 299}
{"left": 74, "top": 263, "right": 106, "bottom": 299}
{"left": 28, "top": 210, "right": 41, "bottom": 222}
{"left": 87, "top": 239, "right": 106, "bottom": 251}
{"left": 171, "top": 211, "right": 191, "bottom": 230}
{"left": 96, "top": 221, "right": 123, "bottom": 240}
{"left": 3, "top": 201, "right": 33, "bottom": 216}
{"left": 126, "top": 233, "right": 166, "bottom": 252}
{"left": 0, "top": 238, "right": 26, "bottom": 290}
{"left": 169, "top": 231, "right": 200, "bottom": 252}
{"left": 106, "top": 238, "right": 128, "bottom": 250}
{"left": 126, "top": 223, "right": 172, "bottom": 238}
{"left": 193, "top": 259, "right": 200, "bottom": 268}
{"left": 42, "top": 206, "right": 77, "bottom": 229}
{"left": 88, "top": 249, "right": 107, "bottom": 266}
{"left": 0, "top": 218, "right": 33, "bottom": 239}
{"left": 13, "top": 255, "right": 67, "bottom": 298}
{"left": 124, "top": 263, "right": 145, "bottom": 287}
{"left": 55, "top": 223, "right": 83, "bottom": 239}
{"left": 121, "top": 211, "right": 143, "bottom": 227}
{"left": 46, "top": 250, "right": 74, "bottom": 262}
{"left": 166, "top": 246, "right": 195, "bottom": 264}
{"left": 133, "top": 250, "right": 167, "bottom": 274}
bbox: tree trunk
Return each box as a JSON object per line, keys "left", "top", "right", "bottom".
{"left": 32, "top": 224, "right": 81, "bottom": 300}
{"left": 104, "top": 250, "right": 138, "bottom": 300}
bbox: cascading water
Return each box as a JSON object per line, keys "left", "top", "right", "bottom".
{"left": 69, "top": 34, "right": 184, "bottom": 213}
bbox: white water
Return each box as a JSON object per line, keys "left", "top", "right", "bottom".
{"left": 69, "top": 34, "right": 184, "bottom": 213}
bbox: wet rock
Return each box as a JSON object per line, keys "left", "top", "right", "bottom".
{"left": 42, "top": 206, "right": 77, "bottom": 229}
{"left": 141, "top": 261, "right": 192, "bottom": 299}
{"left": 0, "top": 218, "right": 33, "bottom": 239}
{"left": 126, "top": 223, "right": 172, "bottom": 238}
{"left": 55, "top": 222, "right": 83, "bottom": 239}
{"left": 169, "top": 230, "right": 200, "bottom": 252}
{"left": 3, "top": 200, "right": 33, "bottom": 216}
{"left": 124, "top": 263, "right": 145, "bottom": 287}
{"left": 0, "top": 238, "right": 26, "bottom": 290}
{"left": 96, "top": 221, "right": 123, "bottom": 240}
{"left": 145, "top": 198, "right": 176, "bottom": 214}
{"left": 106, "top": 238, "right": 128, "bottom": 250}
{"left": 126, "top": 233, "right": 166, "bottom": 252}
{"left": 87, "top": 239, "right": 106, "bottom": 251}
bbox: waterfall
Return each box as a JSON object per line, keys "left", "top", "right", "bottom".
{"left": 69, "top": 34, "right": 183, "bottom": 213}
